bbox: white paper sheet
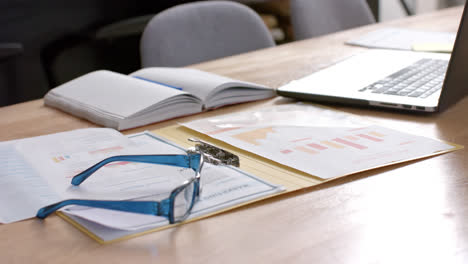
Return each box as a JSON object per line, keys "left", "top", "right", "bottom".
{"left": 62, "top": 133, "right": 283, "bottom": 233}
{"left": 0, "top": 128, "right": 283, "bottom": 227}
{"left": 0, "top": 128, "right": 143, "bottom": 223}
{"left": 346, "top": 27, "right": 456, "bottom": 51}
{"left": 182, "top": 103, "right": 458, "bottom": 179}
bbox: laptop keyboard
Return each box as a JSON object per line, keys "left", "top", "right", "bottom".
{"left": 359, "top": 58, "right": 448, "bottom": 98}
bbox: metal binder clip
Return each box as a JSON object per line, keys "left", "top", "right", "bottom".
{"left": 187, "top": 138, "right": 240, "bottom": 167}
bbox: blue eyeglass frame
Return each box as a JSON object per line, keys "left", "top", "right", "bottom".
{"left": 36, "top": 153, "right": 204, "bottom": 224}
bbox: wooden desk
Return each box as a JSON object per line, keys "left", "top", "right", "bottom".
{"left": 1, "top": 6, "right": 467, "bottom": 263}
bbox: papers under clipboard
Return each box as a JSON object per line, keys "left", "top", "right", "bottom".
{"left": 62, "top": 103, "right": 463, "bottom": 243}
{"left": 0, "top": 103, "right": 462, "bottom": 244}
{"left": 55, "top": 132, "right": 286, "bottom": 243}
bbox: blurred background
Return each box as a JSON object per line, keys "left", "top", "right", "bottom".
{"left": 0, "top": 0, "right": 464, "bottom": 107}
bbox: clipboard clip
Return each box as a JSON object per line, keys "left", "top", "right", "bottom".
{"left": 187, "top": 138, "right": 240, "bottom": 167}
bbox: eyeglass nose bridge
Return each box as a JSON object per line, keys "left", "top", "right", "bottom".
{"left": 187, "top": 138, "right": 240, "bottom": 167}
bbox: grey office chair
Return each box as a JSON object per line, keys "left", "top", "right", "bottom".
{"left": 290, "top": 0, "right": 376, "bottom": 40}
{"left": 140, "top": 1, "right": 275, "bottom": 67}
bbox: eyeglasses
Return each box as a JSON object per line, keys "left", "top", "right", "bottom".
{"left": 36, "top": 138, "right": 239, "bottom": 224}
{"left": 36, "top": 153, "right": 204, "bottom": 224}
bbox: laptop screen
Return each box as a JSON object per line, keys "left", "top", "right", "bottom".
{"left": 438, "top": 1, "right": 468, "bottom": 111}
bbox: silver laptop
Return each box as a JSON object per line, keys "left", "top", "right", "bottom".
{"left": 277, "top": 2, "right": 468, "bottom": 113}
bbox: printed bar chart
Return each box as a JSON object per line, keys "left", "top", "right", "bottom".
{"left": 183, "top": 104, "right": 457, "bottom": 179}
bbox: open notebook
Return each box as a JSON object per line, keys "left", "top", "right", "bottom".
{"left": 44, "top": 67, "right": 275, "bottom": 130}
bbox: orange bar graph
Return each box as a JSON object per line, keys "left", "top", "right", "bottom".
{"left": 295, "top": 146, "right": 318, "bottom": 155}
{"left": 358, "top": 134, "right": 383, "bottom": 142}
{"left": 369, "top": 131, "right": 385, "bottom": 137}
{"left": 333, "top": 138, "right": 367, "bottom": 150}
{"left": 307, "top": 143, "right": 327, "bottom": 150}
{"left": 345, "top": 135, "right": 359, "bottom": 141}
{"left": 321, "top": 140, "right": 345, "bottom": 149}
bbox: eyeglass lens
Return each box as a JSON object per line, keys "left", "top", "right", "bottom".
{"left": 173, "top": 179, "right": 197, "bottom": 222}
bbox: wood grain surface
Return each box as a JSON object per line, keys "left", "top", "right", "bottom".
{"left": 0, "top": 6, "right": 466, "bottom": 264}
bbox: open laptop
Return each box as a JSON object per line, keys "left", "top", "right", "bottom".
{"left": 277, "top": 2, "right": 468, "bottom": 113}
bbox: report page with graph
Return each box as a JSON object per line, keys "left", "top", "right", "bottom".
{"left": 181, "top": 103, "right": 461, "bottom": 180}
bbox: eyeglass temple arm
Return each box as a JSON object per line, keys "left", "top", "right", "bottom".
{"left": 71, "top": 154, "right": 201, "bottom": 186}
{"left": 36, "top": 198, "right": 172, "bottom": 220}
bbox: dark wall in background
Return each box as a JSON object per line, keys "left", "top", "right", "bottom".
{"left": 0, "top": 0, "right": 191, "bottom": 106}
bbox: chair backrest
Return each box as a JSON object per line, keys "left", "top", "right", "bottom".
{"left": 140, "top": 0, "right": 275, "bottom": 67}
{"left": 290, "top": 0, "right": 376, "bottom": 40}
